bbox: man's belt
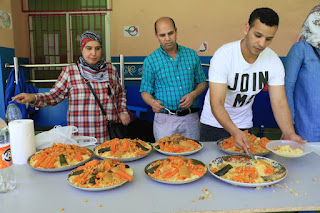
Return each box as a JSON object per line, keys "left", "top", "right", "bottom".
{"left": 162, "top": 108, "right": 200, "bottom": 116}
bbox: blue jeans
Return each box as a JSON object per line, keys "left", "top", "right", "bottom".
{"left": 200, "top": 123, "right": 252, "bottom": 142}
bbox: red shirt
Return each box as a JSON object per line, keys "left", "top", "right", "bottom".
{"left": 32, "top": 63, "right": 128, "bottom": 143}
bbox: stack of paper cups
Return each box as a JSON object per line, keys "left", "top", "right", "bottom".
{"left": 8, "top": 119, "right": 36, "bottom": 164}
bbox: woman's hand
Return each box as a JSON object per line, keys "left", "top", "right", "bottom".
{"left": 119, "top": 113, "right": 130, "bottom": 126}
{"left": 12, "top": 93, "right": 36, "bottom": 104}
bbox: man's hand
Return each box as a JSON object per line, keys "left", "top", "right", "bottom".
{"left": 179, "top": 93, "right": 195, "bottom": 109}
{"left": 280, "top": 133, "right": 307, "bottom": 144}
{"left": 180, "top": 81, "right": 206, "bottom": 109}
{"left": 151, "top": 100, "right": 165, "bottom": 113}
{"left": 233, "top": 130, "right": 250, "bottom": 155}
{"left": 12, "top": 93, "right": 36, "bottom": 104}
{"left": 119, "top": 113, "right": 130, "bottom": 126}
{"left": 141, "top": 92, "right": 164, "bottom": 113}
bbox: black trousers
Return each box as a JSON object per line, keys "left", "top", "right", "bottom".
{"left": 200, "top": 123, "right": 252, "bottom": 142}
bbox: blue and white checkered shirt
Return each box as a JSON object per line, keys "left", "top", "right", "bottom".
{"left": 140, "top": 44, "right": 206, "bottom": 110}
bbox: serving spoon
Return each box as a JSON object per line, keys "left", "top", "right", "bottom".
{"left": 247, "top": 149, "right": 257, "bottom": 163}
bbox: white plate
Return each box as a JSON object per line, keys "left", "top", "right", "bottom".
{"left": 217, "top": 138, "right": 271, "bottom": 156}
{"left": 144, "top": 158, "right": 207, "bottom": 184}
{"left": 153, "top": 141, "right": 203, "bottom": 156}
{"left": 266, "top": 140, "right": 313, "bottom": 158}
{"left": 208, "top": 155, "right": 287, "bottom": 187}
{"left": 94, "top": 142, "right": 153, "bottom": 162}
{"left": 67, "top": 164, "right": 133, "bottom": 191}
{"left": 27, "top": 149, "right": 94, "bottom": 172}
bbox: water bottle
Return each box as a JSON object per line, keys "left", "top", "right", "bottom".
{"left": 0, "top": 118, "right": 16, "bottom": 193}
{"left": 5, "top": 102, "right": 23, "bottom": 123}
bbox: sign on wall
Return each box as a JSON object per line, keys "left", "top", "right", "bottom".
{"left": 0, "top": 10, "right": 12, "bottom": 29}
{"left": 198, "top": 41, "right": 208, "bottom": 53}
{"left": 124, "top": 26, "right": 139, "bottom": 37}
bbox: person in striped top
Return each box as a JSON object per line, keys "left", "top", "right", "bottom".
{"left": 12, "top": 31, "right": 130, "bottom": 144}
{"left": 140, "top": 17, "right": 207, "bottom": 142}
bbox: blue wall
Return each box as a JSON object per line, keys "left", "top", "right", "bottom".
{"left": 114, "top": 56, "right": 279, "bottom": 128}
{"left": 0, "top": 55, "right": 282, "bottom": 128}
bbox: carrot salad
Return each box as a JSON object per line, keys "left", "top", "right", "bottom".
{"left": 220, "top": 130, "right": 270, "bottom": 153}
{"left": 146, "top": 156, "right": 207, "bottom": 182}
{"left": 210, "top": 156, "right": 277, "bottom": 183}
{"left": 29, "top": 143, "right": 92, "bottom": 169}
{"left": 68, "top": 159, "right": 133, "bottom": 188}
{"left": 154, "top": 134, "right": 201, "bottom": 153}
{"left": 94, "top": 138, "right": 152, "bottom": 159}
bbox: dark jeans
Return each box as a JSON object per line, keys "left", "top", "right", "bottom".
{"left": 200, "top": 123, "right": 252, "bottom": 142}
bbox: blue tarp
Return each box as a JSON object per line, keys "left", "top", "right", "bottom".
{"left": 5, "top": 67, "right": 39, "bottom": 118}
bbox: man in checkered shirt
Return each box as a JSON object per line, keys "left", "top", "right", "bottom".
{"left": 140, "top": 17, "right": 207, "bottom": 142}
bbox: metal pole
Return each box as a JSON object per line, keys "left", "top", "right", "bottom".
{"left": 120, "top": 54, "right": 124, "bottom": 87}
{"left": 14, "top": 57, "right": 19, "bottom": 85}
{"left": 105, "top": 0, "right": 111, "bottom": 62}
{"left": 66, "top": 13, "right": 71, "bottom": 63}
{"left": 5, "top": 63, "right": 70, "bottom": 68}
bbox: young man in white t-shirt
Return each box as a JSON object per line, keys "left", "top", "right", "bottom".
{"left": 200, "top": 7, "right": 305, "bottom": 154}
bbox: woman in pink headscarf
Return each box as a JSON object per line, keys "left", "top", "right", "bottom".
{"left": 284, "top": 4, "right": 320, "bottom": 142}
{"left": 13, "top": 31, "right": 130, "bottom": 143}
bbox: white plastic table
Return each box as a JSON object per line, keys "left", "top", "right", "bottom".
{"left": 2, "top": 142, "right": 320, "bottom": 213}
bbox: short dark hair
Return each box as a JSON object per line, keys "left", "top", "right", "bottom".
{"left": 248, "top": 7, "right": 279, "bottom": 28}
{"left": 154, "top": 17, "right": 176, "bottom": 34}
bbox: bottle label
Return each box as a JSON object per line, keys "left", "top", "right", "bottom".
{"left": 0, "top": 144, "right": 12, "bottom": 169}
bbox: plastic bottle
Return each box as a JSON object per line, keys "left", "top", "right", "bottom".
{"left": 0, "top": 118, "right": 16, "bottom": 193}
{"left": 5, "top": 102, "right": 23, "bottom": 123}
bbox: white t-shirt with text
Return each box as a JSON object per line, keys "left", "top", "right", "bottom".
{"left": 200, "top": 40, "right": 284, "bottom": 128}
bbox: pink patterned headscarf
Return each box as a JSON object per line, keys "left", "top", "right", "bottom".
{"left": 78, "top": 31, "right": 110, "bottom": 82}
{"left": 80, "top": 31, "right": 103, "bottom": 51}
{"left": 301, "top": 4, "right": 320, "bottom": 48}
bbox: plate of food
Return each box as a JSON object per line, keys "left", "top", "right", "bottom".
{"left": 28, "top": 143, "right": 93, "bottom": 172}
{"left": 217, "top": 131, "right": 271, "bottom": 155}
{"left": 67, "top": 159, "right": 133, "bottom": 191}
{"left": 266, "top": 140, "right": 313, "bottom": 158}
{"left": 208, "top": 155, "right": 287, "bottom": 187}
{"left": 145, "top": 156, "right": 207, "bottom": 184}
{"left": 93, "top": 138, "right": 153, "bottom": 162}
{"left": 153, "top": 134, "right": 203, "bottom": 156}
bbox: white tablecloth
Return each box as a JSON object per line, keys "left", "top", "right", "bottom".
{"left": 2, "top": 142, "right": 320, "bottom": 213}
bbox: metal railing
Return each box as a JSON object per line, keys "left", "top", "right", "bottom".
{"left": 5, "top": 55, "right": 210, "bottom": 84}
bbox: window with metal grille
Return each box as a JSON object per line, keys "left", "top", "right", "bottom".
{"left": 22, "top": 0, "right": 112, "bottom": 12}
{"left": 23, "top": 0, "right": 111, "bottom": 88}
